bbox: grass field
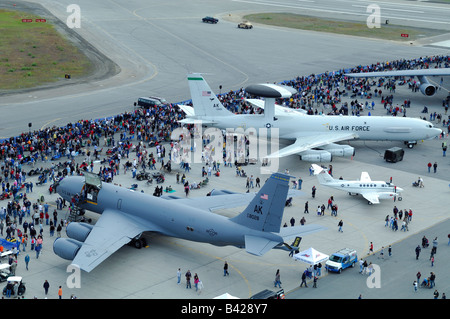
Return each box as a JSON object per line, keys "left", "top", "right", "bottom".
{"left": 243, "top": 13, "right": 447, "bottom": 41}
{"left": 0, "top": 9, "right": 93, "bottom": 90}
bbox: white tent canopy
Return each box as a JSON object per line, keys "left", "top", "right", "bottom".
{"left": 293, "top": 247, "right": 329, "bottom": 265}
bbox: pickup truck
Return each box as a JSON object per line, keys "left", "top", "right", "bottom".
{"left": 325, "top": 248, "right": 358, "bottom": 273}
{"left": 238, "top": 21, "right": 253, "bottom": 29}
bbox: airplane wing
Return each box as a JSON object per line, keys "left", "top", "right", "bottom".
{"left": 278, "top": 224, "right": 327, "bottom": 242}
{"left": 177, "top": 104, "right": 195, "bottom": 117}
{"left": 71, "top": 209, "right": 149, "bottom": 272}
{"left": 178, "top": 118, "right": 217, "bottom": 125}
{"left": 266, "top": 132, "right": 358, "bottom": 158}
{"left": 246, "top": 99, "right": 307, "bottom": 116}
{"left": 360, "top": 192, "right": 380, "bottom": 204}
{"left": 245, "top": 235, "right": 279, "bottom": 256}
{"left": 245, "top": 224, "right": 327, "bottom": 255}
{"left": 168, "top": 193, "right": 255, "bottom": 212}
{"left": 176, "top": 104, "right": 218, "bottom": 125}
{"left": 360, "top": 172, "right": 372, "bottom": 182}
{"left": 165, "top": 189, "right": 302, "bottom": 212}
{"left": 346, "top": 68, "right": 450, "bottom": 78}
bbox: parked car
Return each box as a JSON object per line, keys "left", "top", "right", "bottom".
{"left": 250, "top": 289, "right": 284, "bottom": 299}
{"left": 202, "top": 16, "right": 218, "bottom": 24}
{"left": 238, "top": 21, "right": 253, "bottom": 29}
{"left": 325, "top": 248, "right": 358, "bottom": 273}
{"left": 137, "top": 97, "right": 163, "bottom": 109}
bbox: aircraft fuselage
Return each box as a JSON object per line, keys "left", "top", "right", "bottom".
{"left": 325, "top": 179, "right": 401, "bottom": 197}
{"left": 200, "top": 114, "right": 440, "bottom": 142}
{"left": 57, "top": 176, "right": 283, "bottom": 248}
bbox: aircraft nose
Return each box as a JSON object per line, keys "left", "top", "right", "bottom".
{"left": 54, "top": 177, "right": 75, "bottom": 199}
{"left": 54, "top": 177, "right": 65, "bottom": 195}
{"left": 396, "top": 187, "right": 404, "bottom": 193}
{"left": 425, "top": 128, "right": 442, "bottom": 139}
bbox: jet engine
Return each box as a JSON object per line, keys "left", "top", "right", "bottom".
{"left": 418, "top": 76, "right": 437, "bottom": 96}
{"left": 419, "top": 83, "right": 436, "bottom": 96}
{"left": 53, "top": 222, "right": 93, "bottom": 261}
{"left": 298, "top": 150, "right": 332, "bottom": 162}
{"left": 319, "top": 144, "right": 355, "bottom": 157}
{"left": 377, "top": 192, "right": 402, "bottom": 201}
{"left": 66, "top": 222, "right": 94, "bottom": 242}
{"left": 53, "top": 238, "right": 83, "bottom": 260}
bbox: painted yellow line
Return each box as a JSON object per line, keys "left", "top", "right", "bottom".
{"left": 40, "top": 118, "right": 62, "bottom": 131}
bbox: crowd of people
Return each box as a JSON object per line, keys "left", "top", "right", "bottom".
{"left": 216, "top": 55, "right": 450, "bottom": 122}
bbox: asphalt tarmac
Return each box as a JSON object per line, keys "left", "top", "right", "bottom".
{"left": 0, "top": 0, "right": 449, "bottom": 301}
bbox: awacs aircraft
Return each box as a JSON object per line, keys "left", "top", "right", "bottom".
{"left": 53, "top": 172, "right": 324, "bottom": 272}
{"left": 178, "top": 73, "right": 441, "bottom": 162}
{"left": 311, "top": 164, "right": 403, "bottom": 204}
{"left": 345, "top": 68, "right": 450, "bottom": 97}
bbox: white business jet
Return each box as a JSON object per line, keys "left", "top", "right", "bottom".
{"left": 311, "top": 164, "right": 403, "bottom": 204}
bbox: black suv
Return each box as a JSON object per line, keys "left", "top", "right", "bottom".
{"left": 202, "top": 16, "right": 218, "bottom": 24}
{"left": 250, "top": 289, "right": 285, "bottom": 299}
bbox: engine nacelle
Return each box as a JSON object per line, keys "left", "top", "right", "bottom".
{"left": 53, "top": 237, "right": 83, "bottom": 260}
{"left": 319, "top": 144, "right": 355, "bottom": 157}
{"left": 66, "top": 222, "right": 94, "bottom": 242}
{"left": 419, "top": 83, "right": 436, "bottom": 96}
{"left": 377, "top": 192, "right": 401, "bottom": 200}
{"left": 298, "top": 150, "right": 332, "bottom": 162}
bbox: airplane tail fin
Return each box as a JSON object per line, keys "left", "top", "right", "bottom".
{"left": 231, "top": 173, "right": 290, "bottom": 233}
{"left": 187, "top": 73, "right": 234, "bottom": 117}
{"left": 311, "top": 164, "right": 335, "bottom": 185}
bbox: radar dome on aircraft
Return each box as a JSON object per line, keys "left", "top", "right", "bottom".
{"left": 245, "top": 83, "right": 297, "bottom": 122}
{"left": 245, "top": 83, "right": 297, "bottom": 98}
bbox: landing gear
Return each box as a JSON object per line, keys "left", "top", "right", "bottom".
{"left": 404, "top": 141, "right": 417, "bottom": 149}
{"left": 129, "top": 236, "right": 147, "bottom": 249}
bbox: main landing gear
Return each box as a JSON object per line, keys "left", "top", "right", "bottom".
{"left": 128, "top": 236, "right": 147, "bottom": 249}
{"left": 404, "top": 141, "right": 417, "bottom": 149}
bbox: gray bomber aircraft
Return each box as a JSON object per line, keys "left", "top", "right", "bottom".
{"left": 53, "top": 172, "right": 324, "bottom": 272}
{"left": 178, "top": 73, "right": 442, "bottom": 162}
